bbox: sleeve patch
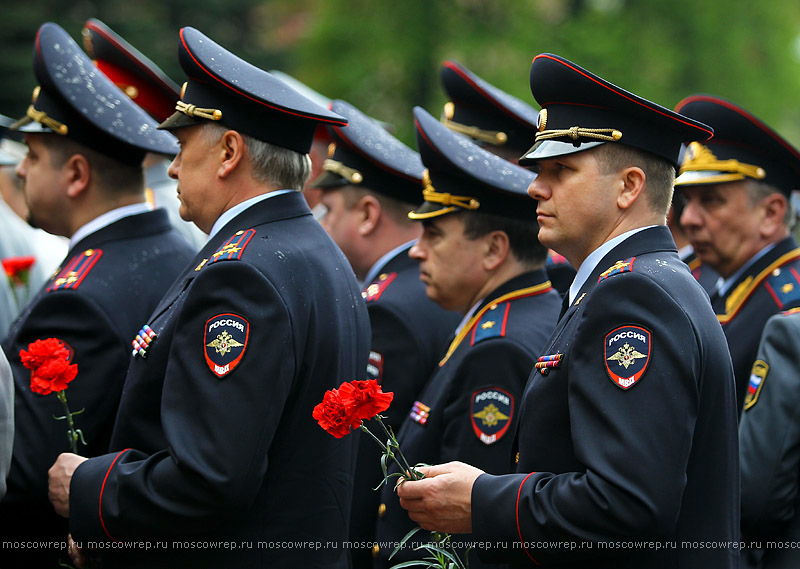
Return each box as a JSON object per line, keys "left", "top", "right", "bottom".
{"left": 47, "top": 249, "right": 103, "bottom": 292}
{"left": 604, "top": 325, "right": 650, "bottom": 390}
{"left": 471, "top": 387, "right": 514, "bottom": 445}
{"left": 362, "top": 272, "right": 397, "bottom": 302}
{"left": 765, "top": 266, "right": 800, "bottom": 308}
{"left": 470, "top": 302, "right": 510, "bottom": 345}
{"left": 207, "top": 229, "right": 255, "bottom": 266}
{"left": 204, "top": 313, "right": 249, "bottom": 378}
{"left": 743, "top": 360, "right": 768, "bottom": 411}
{"left": 598, "top": 257, "right": 636, "bottom": 283}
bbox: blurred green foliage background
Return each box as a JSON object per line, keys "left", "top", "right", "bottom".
{"left": 3, "top": 0, "right": 800, "bottom": 147}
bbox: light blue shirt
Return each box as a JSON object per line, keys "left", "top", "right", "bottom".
{"left": 568, "top": 226, "right": 657, "bottom": 305}
{"left": 207, "top": 190, "right": 294, "bottom": 241}
{"left": 715, "top": 242, "right": 778, "bottom": 297}
{"left": 69, "top": 203, "right": 153, "bottom": 250}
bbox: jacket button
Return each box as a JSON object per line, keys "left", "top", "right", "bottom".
{"left": 372, "top": 544, "right": 380, "bottom": 557}
{"left": 378, "top": 503, "right": 387, "bottom": 518}
{"left": 515, "top": 452, "right": 519, "bottom": 464}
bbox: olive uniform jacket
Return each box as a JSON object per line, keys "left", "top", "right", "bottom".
{"left": 0, "top": 209, "right": 195, "bottom": 566}
{"left": 69, "top": 191, "right": 371, "bottom": 569}
{"left": 472, "top": 227, "right": 739, "bottom": 569}
{"left": 740, "top": 309, "right": 800, "bottom": 569}
{"left": 374, "top": 269, "right": 561, "bottom": 569}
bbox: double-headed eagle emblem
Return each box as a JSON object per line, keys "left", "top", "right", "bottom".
{"left": 607, "top": 342, "right": 647, "bottom": 369}
{"left": 206, "top": 331, "right": 243, "bottom": 356}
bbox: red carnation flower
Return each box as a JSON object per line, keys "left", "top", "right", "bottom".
{"left": 312, "top": 387, "right": 358, "bottom": 439}
{"left": 20, "top": 338, "right": 78, "bottom": 396}
{"left": 339, "top": 379, "right": 393, "bottom": 422}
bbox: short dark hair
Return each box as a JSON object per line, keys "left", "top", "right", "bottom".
{"left": 339, "top": 185, "right": 416, "bottom": 226}
{"left": 594, "top": 143, "right": 675, "bottom": 216}
{"left": 459, "top": 210, "right": 547, "bottom": 267}
{"left": 41, "top": 135, "right": 143, "bottom": 195}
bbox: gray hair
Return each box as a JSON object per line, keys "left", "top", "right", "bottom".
{"left": 201, "top": 123, "right": 312, "bottom": 190}
{"left": 744, "top": 178, "right": 795, "bottom": 229}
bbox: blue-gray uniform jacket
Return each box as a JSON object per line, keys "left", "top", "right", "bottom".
{"left": 352, "top": 246, "right": 461, "bottom": 569}
{"left": 69, "top": 192, "right": 371, "bottom": 569}
{"left": 710, "top": 235, "right": 800, "bottom": 415}
{"left": 740, "top": 308, "right": 800, "bottom": 568}
{"left": 472, "top": 226, "right": 739, "bottom": 569}
{"left": 0, "top": 209, "right": 195, "bottom": 566}
{"left": 373, "top": 269, "right": 560, "bottom": 569}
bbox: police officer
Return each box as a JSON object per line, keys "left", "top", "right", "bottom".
{"left": 48, "top": 27, "right": 371, "bottom": 569}
{"left": 675, "top": 94, "right": 800, "bottom": 415}
{"left": 82, "top": 18, "right": 208, "bottom": 249}
{"left": 0, "top": 22, "right": 195, "bottom": 568}
{"left": 740, "top": 308, "right": 800, "bottom": 568}
{"left": 396, "top": 53, "right": 739, "bottom": 569}
{"left": 373, "top": 106, "right": 561, "bottom": 568}
{"left": 439, "top": 59, "right": 576, "bottom": 295}
{"left": 312, "top": 100, "right": 461, "bottom": 569}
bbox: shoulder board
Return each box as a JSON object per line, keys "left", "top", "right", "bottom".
{"left": 598, "top": 257, "right": 636, "bottom": 283}
{"left": 47, "top": 249, "right": 103, "bottom": 292}
{"left": 362, "top": 272, "right": 397, "bottom": 302}
{"left": 206, "top": 229, "right": 256, "bottom": 267}
{"left": 719, "top": 249, "right": 800, "bottom": 323}
{"left": 765, "top": 265, "right": 800, "bottom": 309}
{"left": 470, "top": 301, "right": 510, "bottom": 345}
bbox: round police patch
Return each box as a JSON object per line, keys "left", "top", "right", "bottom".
{"left": 204, "top": 313, "right": 249, "bottom": 378}
{"left": 471, "top": 387, "right": 514, "bottom": 445}
{"left": 604, "top": 325, "right": 651, "bottom": 390}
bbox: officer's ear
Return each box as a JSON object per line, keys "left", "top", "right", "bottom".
{"left": 356, "top": 194, "right": 381, "bottom": 237}
{"left": 63, "top": 153, "right": 90, "bottom": 199}
{"left": 759, "top": 192, "right": 788, "bottom": 239}
{"left": 482, "top": 230, "right": 511, "bottom": 272}
{"left": 217, "top": 130, "right": 245, "bottom": 179}
{"left": 616, "top": 165, "right": 646, "bottom": 211}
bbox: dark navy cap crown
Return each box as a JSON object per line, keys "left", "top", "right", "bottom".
{"left": 311, "top": 100, "right": 423, "bottom": 203}
{"left": 674, "top": 94, "right": 800, "bottom": 195}
{"left": 520, "top": 53, "right": 713, "bottom": 168}
{"left": 82, "top": 18, "right": 180, "bottom": 123}
{"left": 440, "top": 60, "right": 538, "bottom": 153}
{"left": 159, "top": 27, "right": 347, "bottom": 154}
{"left": 409, "top": 106, "right": 537, "bottom": 221}
{"left": 11, "top": 22, "right": 178, "bottom": 165}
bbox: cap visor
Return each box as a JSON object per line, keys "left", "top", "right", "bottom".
{"left": 407, "top": 201, "right": 457, "bottom": 220}
{"left": 158, "top": 111, "right": 203, "bottom": 131}
{"left": 308, "top": 171, "right": 349, "bottom": 190}
{"left": 9, "top": 116, "right": 51, "bottom": 134}
{"left": 518, "top": 140, "right": 605, "bottom": 166}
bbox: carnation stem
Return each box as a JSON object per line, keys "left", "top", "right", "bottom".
{"left": 375, "top": 416, "right": 420, "bottom": 481}
{"left": 56, "top": 390, "right": 79, "bottom": 455}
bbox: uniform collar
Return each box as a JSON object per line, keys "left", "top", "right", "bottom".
{"left": 716, "top": 241, "right": 778, "bottom": 297}
{"left": 568, "top": 226, "right": 656, "bottom": 304}
{"left": 69, "top": 202, "right": 153, "bottom": 250}
{"left": 362, "top": 240, "right": 416, "bottom": 286}
{"left": 207, "top": 189, "right": 295, "bottom": 241}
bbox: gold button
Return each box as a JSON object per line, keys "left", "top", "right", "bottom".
{"left": 515, "top": 452, "right": 519, "bottom": 464}
{"left": 378, "top": 503, "right": 386, "bottom": 518}
{"left": 372, "top": 544, "right": 380, "bottom": 557}
{"left": 84, "top": 249, "right": 94, "bottom": 256}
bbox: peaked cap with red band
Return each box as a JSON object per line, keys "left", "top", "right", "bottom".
{"left": 11, "top": 22, "right": 178, "bottom": 165}
{"left": 674, "top": 94, "right": 800, "bottom": 195}
{"left": 409, "top": 106, "right": 537, "bottom": 221}
{"left": 440, "top": 60, "right": 539, "bottom": 153}
{"left": 159, "top": 27, "right": 347, "bottom": 154}
{"left": 311, "top": 99, "right": 423, "bottom": 203}
{"left": 82, "top": 18, "right": 180, "bottom": 123}
{"left": 519, "top": 53, "right": 713, "bottom": 168}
